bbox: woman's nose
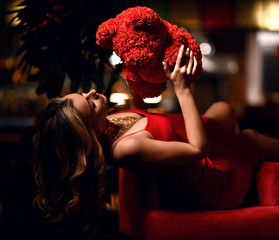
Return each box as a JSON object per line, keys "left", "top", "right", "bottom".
{"left": 83, "top": 89, "right": 96, "bottom": 98}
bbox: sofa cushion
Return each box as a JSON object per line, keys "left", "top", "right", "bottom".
{"left": 256, "top": 161, "right": 279, "bottom": 206}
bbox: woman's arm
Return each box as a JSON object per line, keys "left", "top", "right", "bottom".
{"left": 113, "top": 133, "right": 209, "bottom": 171}
{"left": 163, "top": 45, "right": 210, "bottom": 157}
{"left": 113, "top": 46, "right": 210, "bottom": 171}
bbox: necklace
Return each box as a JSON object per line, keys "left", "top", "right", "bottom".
{"left": 99, "top": 116, "right": 140, "bottom": 144}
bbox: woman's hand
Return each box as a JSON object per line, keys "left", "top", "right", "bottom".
{"left": 163, "top": 45, "right": 197, "bottom": 94}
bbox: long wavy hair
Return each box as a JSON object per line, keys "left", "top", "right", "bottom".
{"left": 33, "top": 97, "right": 105, "bottom": 235}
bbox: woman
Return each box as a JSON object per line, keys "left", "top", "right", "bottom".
{"left": 33, "top": 45, "right": 279, "bottom": 235}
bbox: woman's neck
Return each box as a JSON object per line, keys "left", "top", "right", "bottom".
{"left": 96, "top": 118, "right": 119, "bottom": 136}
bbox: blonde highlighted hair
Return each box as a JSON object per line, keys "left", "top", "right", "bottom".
{"left": 33, "top": 98, "right": 105, "bottom": 235}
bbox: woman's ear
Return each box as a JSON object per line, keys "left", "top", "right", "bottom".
{"left": 96, "top": 18, "right": 116, "bottom": 50}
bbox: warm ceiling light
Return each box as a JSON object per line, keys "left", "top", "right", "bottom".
{"left": 263, "top": 1, "right": 279, "bottom": 30}
{"left": 110, "top": 93, "right": 129, "bottom": 105}
{"left": 143, "top": 95, "right": 162, "bottom": 104}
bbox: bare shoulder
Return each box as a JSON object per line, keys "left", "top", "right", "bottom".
{"left": 112, "top": 135, "right": 147, "bottom": 162}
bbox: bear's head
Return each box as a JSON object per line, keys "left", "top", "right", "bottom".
{"left": 96, "top": 6, "right": 202, "bottom": 99}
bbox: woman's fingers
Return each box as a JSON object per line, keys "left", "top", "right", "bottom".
{"left": 172, "top": 45, "right": 198, "bottom": 77}
{"left": 192, "top": 56, "right": 198, "bottom": 75}
{"left": 185, "top": 47, "right": 190, "bottom": 58}
{"left": 175, "top": 45, "right": 185, "bottom": 70}
{"left": 186, "top": 51, "right": 194, "bottom": 74}
{"left": 162, "top": 61, "right": 171, "bottom": 79}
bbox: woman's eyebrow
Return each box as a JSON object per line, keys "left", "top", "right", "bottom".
{"left": 75, "top": 93, "right": 93, "bottom": 112}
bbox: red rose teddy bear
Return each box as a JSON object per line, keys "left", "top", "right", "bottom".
{"left": 96, "top": 6, "right": 202, "bottom": 101}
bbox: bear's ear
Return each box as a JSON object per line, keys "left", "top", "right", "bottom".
{"left": 128, "top": 8, "right": 161, "bottom": 30}
{"left": 96, "top": 18, "right": 116, "bottom": 50}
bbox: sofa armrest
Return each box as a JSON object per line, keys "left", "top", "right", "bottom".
{"left": 256, "top": 162, "right": 279, "bottom": 206}
{"left": 118, "top": 168, "right": 158, "bottom": 238}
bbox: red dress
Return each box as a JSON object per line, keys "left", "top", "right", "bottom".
{"left": 115, "top": 109, "right": 263, "bottom": 210}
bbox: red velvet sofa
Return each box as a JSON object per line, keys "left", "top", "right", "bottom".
{"left": 118, "top": 161, "right": 279, "bottom": 240}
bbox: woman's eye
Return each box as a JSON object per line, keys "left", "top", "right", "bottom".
{"left": 89, "top": 100, "right": 96, "bottom": 109}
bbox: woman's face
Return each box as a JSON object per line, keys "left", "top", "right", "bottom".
{"left": 64, "top": 89, "right": 109, "bottom": 130}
